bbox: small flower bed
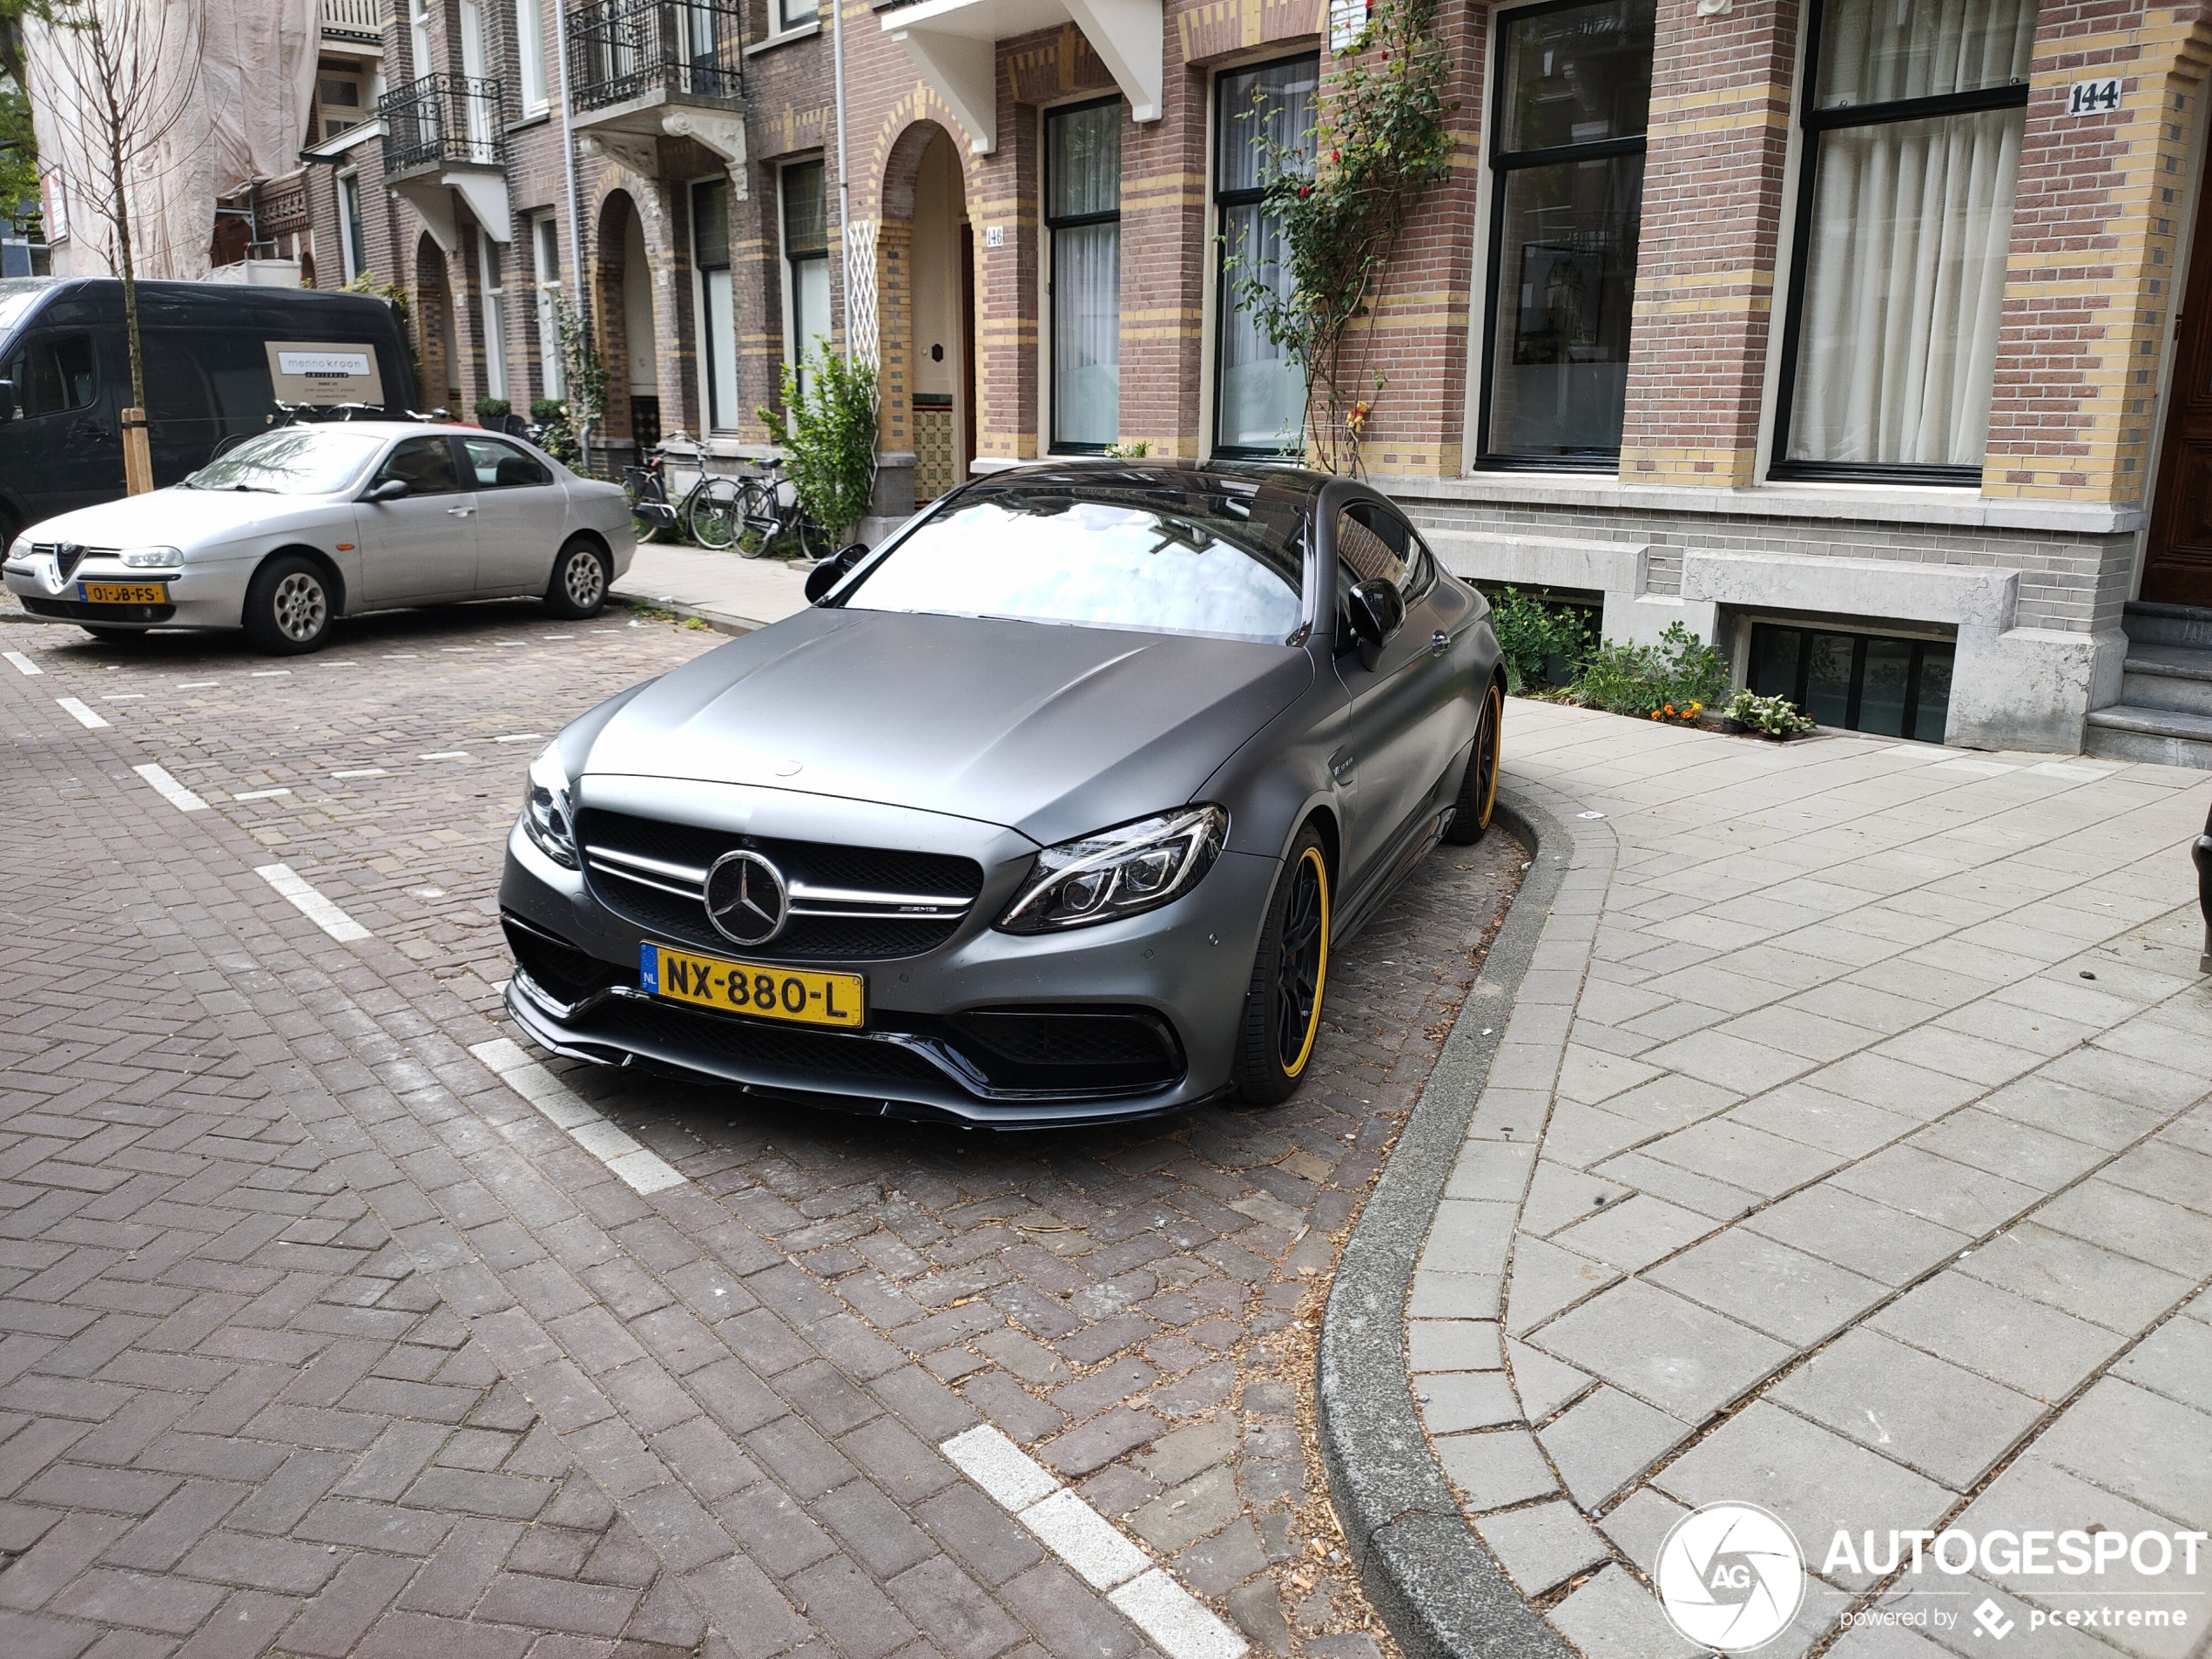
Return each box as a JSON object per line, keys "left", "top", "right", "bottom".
{"left": 1721, "top": 689, "right": 1817, "bottom": 738}
{"left": 1568, "top": 623, "right": 1730, "bottom": 719}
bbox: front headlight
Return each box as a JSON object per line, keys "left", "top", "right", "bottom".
{"left": 997, "top": 806, "right": 1228, "bottom": 934}
{"left": 119, "top": 545, "right": 184, "bottom": 568}
{"left": 5, "top": 534, "right": 30, "bottom": 563}
{"left": 522, "top": 745, "right": 579, "bottom": 868}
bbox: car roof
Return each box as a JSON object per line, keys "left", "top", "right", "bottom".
{"left": 250, "top": 421, "right": 503, "bottom": 439}
{"left": 968, "top": 456, "right": 1339, "bottom": 500}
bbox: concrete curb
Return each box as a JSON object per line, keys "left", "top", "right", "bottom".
{"left": 611, "top": 583, "right": 772, "bottom": 637}
{"left": 1318, "top": 786, "right": 1577, "bottom": 1659}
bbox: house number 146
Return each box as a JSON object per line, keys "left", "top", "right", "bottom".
{"left": 2068, "top": 78, "right": 2122, "bottom": 117}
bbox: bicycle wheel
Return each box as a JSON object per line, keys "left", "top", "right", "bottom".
{"left": 794, "top": 517, "right": 834, "bottom": 563}
{"left": 734, "top": 480, "right": 777, "bottom": 558}
{"left": 688, "top": 478, "right": 742, "bottom": 549}
{"left": 624, "top": 470, "right": 668, "bottom": 544}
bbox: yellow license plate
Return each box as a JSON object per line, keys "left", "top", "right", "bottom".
{"left": 641, "top": 944, "right": 864, "bottom": 1028}
{"left": 78, "top": 582, "right": 166, "bottom": 604}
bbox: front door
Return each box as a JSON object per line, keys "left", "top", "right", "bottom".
{"left": 2143, "top": 162, "right": 2212, "bottom": 607}
{"left": 2, "top": 328, "right": 120, "bottom": 522}
{"left": 354, "top": 435, "right": 478, "bottom": 603}
{"left": 460, "top": 435, "right": 566, "bottom": 594}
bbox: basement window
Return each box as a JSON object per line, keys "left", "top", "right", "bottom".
{"left": 1746, "top": 623, "right": 1954, "bottom": 741}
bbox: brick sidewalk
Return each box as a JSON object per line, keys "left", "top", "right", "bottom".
{"left": 1400, "top": 701, "right": 2212, "bottom": 1659}
{"left": 0, "top": 605, "right": 1523, "bottom": 1658}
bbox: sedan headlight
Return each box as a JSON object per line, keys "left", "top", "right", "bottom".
{"left": 118, "top": 545, "right": 183, "bottom": 568}
{"left": 5, "top": 534, "right": 30, "bottom": 563}
{"left": 522, "top": 745, "right": 579, "bottom": 867}
{"left": 997, "top": 806, "right": 1227, "bottom": 934}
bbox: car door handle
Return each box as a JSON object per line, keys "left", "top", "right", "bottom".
{"left": 1431, "top": 630, "right": 1451, "bottom": 655}
{"left": 446, "top": 506, "right": 474, "bottom": 516}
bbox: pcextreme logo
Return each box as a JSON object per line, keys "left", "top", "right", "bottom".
{"left": 1656, "top": 1502, "right": 1807, "bottom": 1652}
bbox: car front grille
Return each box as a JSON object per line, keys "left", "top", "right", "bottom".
{"left": 589, "top": 996, "right": 951, "bottom": 1087}
{"left": 575, "top": 807, "right": 987, "bottom": 961}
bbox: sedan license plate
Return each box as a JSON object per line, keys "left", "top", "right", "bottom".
{"left": 78, "top": 581, "right": 167, "bottom": 604}
{"left": 641, "top": 944, "right": 864, "bottom": 1028}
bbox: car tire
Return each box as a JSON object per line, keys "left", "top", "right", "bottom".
{"left": 242, "top": 554, "right": 334, "bottom": 655}
{"left": 545, "top": 538, "right": 610, "bottom": 619}
{"left": 1231, "top": 824, "right": 1331, "bottom": 1106}
{"left": 1443, "top": 678, "right": 1504, "bottom": 846}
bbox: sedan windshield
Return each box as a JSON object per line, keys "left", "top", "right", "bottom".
{"left": 842, "top": 478, "right": 1307, "bottom": 643}
{"left": 185, "top": 428, "right": 388, "bottom": 494}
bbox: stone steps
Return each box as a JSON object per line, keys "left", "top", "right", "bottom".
{"left": 2086, "top": 603, "right": 2212, "bottom": 768}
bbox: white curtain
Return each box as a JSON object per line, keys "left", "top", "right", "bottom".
{"left": 1054, "top": 222, "right": 1119, "bottom": 447}
{"left": 1788, "top": 0, "right": 2037, "bottom": 467}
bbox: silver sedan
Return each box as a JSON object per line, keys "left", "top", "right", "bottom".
{"left": 1, "top": 421, "right": 634, "bottom": 652}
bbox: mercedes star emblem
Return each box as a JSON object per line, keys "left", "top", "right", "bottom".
{"left": 703, "top": 849, "right": 789, "bottom": 947}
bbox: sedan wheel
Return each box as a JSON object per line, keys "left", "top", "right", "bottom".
{"left": 1444, "top": 678, "right": 1504, "bottom": 845}
{"left": 545, "top": 539, "right": 610, "bottom": 619}
{"left": 1232, "top": 826, "right": 1331, "bottom": 1105}
{"left": 242, "top": 555, "right": 334, "bottom": 655}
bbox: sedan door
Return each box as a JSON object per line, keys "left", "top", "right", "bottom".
{"left": 459, "top": 435, "right": 569, "bottom": 596}
{"left": 1332, "top": 502, "right": 1473, "bottom": 888}
{"left": 353, "top": 435, "right": 478, "bottom": 604}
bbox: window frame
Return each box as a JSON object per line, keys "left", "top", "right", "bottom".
{"left": 1045, "top": 93, "right": 1123, "bottom": 455}
{"left": 1744, "top": 619, "right": 1956, "bottom": 739}
{"left": 692, "top": 176, "right": 738, "bottom": 431}
{"left": 779, "top": 158, "right": 830, "bottom": 396}
{"left": 339, "top": 172, "right": 367, "bottom": 282}
{"left": 478, "top": 229, "right": 509, "bottom": 403}
{"left": 1766, "top": 0, "right": 2033, "bottom": 487}
{"left": 775, "top": 0, "right": 819, "bottom": 34}
{"left": 1474, "top": 0, "right": 1654, "bottom": 474}
{"left": 533, "top": 214, "right": 564, "bottom": 401}
{"left": 1210, "top": 50, "right": 1319, "bottom": 461}
{"left": 515, "top": 0, "right": 548, "bottom": 111}
{"left": 460, "top": 433, "right": 552, "bottom": 486}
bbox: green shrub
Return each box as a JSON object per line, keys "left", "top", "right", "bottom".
{"left": 474, "top": 397, "right": 510, "bottom": 424}
{"left": 1488, "top": 588, "right": 1595, "bottom": 693}
{"left": 529, "top": 399, "right": 576, "bottom": 464}
{"left": 1569, "top": 622, "right": 1730, "bottom": 718}
{"left": 1722, "top": 689, "right": 1815, "bottom": 738}
{"left": 759, "top": 344, "right": 880, "bottom": 543}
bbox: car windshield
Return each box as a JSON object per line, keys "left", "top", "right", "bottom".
{"left": 842, "top": 478, "right": 1308, "bottom": 643}
{"left": 185, "top": 427, "right": 388, "bottom": 494}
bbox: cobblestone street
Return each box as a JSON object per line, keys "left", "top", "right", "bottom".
{"left": 0, "top": 604, "right": 1523, "bottom": 1659}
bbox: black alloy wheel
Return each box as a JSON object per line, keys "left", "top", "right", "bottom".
{"left": 1445, "top": 678, "right": 1504, "bottom": 846}
{"left": 1232, "top": 826, "right": 1332, "bottom": 1105}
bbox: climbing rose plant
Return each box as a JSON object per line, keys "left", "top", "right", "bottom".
{"left": 1224, "top": 0, "right": 1457, "bottom": 473}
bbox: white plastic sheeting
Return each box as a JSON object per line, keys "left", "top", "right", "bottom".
{"left": 26, "top": 0, "right": 320, "bottom": 281}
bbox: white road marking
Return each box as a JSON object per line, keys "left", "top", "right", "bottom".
{"left": 133, "top": 763, "right": 210, "bottom": 813}
{"left": 4, "top": 650, "right": 44, "bottom": 675}
{"left": 443, "top": 646, "right": 476, "bottom": 653}
{"left": 469, "top": 1037, "right": 685, "bottom": 1195}
{"left": 543, "top": 634, "right": 573, "bottom": 640}
{"left": 55, "top": 697, "right": 109, "bottom": 729}
{"left": 256, "top": 863, "right": 370, "bottom": 942}
{"left": 104, "top": 692, "right": 146, "bottom": 701}
{"left": 332, "top": 768, "right": 388, "bottom": 779}
{"left": 420, "top": 751, "right": 471, "bottom": 760}
{"left": 941, "top": 1426, "right": 1246, "bottom": 1659}
{"left": 250, "top": 670, "right": 292, "bottom": 678}
{"left": 494, "top": 732, "right": 542, "bottom": 743}
{"left": 320, "top": 660, "right": 358, "bottom": 666}
{"left": 176, "top": 680, "right": 219, "bottom": 689}
{"left": 233, "top": 787, "right": 292, "bottom": 801}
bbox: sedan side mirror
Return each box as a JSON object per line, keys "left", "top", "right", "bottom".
{"left": 364, "top": 477, "right": 411, "bottom": 502}
{"left": 1345, "top": 577, "right": 1406, "bottom": 670}
{"left": 805, "top": 543, "right": 869, "bottom": 604}
{"left": 0, "top": 380, "right": 18, "bottom": 422}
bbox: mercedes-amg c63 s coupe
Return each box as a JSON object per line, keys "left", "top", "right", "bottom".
{"left": 498, "top": 460, "right": 1504, "bottom": 1127}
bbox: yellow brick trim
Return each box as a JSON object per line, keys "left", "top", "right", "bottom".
{"left": 1618, "top": 447, "right": 1761, "bottom": 487}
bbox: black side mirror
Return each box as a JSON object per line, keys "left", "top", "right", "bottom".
{"left": 806, "top": 543, "right": 869, "bottom": 604}
{"left": 1345, "top": 577, "right": 1406, "bottom": 669}
{"left": 364, "top": 477, "right": 411, "bottom": 502}
{"left": 0, "top": 380, "right": 17, "bottom": 422}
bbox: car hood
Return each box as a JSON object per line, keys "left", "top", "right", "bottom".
{"left": 582, "top": 608, "right": 1314, "bottom": 846}
{"left": 22, "top": 486, "right": 341, "bottom": 548}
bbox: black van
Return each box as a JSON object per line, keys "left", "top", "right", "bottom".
{"left": 0, "top": 277, "right": 417, "bottom": 548}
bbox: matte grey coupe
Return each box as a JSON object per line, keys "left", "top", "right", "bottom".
{"left": 499, "top": 461, "right": 1505, "bottom": 1126}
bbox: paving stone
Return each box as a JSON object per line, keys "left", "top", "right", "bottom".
{"left": 1536, "top": 1384, "right": 1690, "bottom": 1508}
{"left": 1773, "top": 1328, "right": 2047, "bottom": 1489}
{"left": 1868, "top": 1270, "right": 2125, "bottom": 1402}
{"left": 1503, "top": 1340, "right": 1592, "bottom": 1423}
{"left": 1739, "top": 1184, "right": 1970, "bottom": 1287}
{"left": 2031, "top": 1378, "right": 2212, "bottom": 1529}
{"left": 1550, "top": 1195, "right": 1716, "bottom": 1272}
{"left": 1545, "top": 1564, "right": 1703, "bottom": 1658}
{"left": 1645, "top": 1226, "right": 1888, "bottom": 1345}
{"left": 1471, "top": 1500, "right": 1610, "bottom": 1597}
{"left": 1432, "top": 1428, "right": 1556, "bottom": 1512}
{"left": 1529, "top": 1278, "right": 1791, "bottom": 1423}
{"left": 2110, "top": 1311, "right": 2212, "bottom": 1413}
{"left": 1954, "top": 1221, "right": 2197, "bottom": 1332}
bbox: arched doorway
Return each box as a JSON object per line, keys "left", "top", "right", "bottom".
{"left": 883, "top": 124, "right": 974, "bottom": 505}
{"left": 595, "top": 191, "right": 661, "bottom": 454}
{"left": 415, "top": 235, "right": 460, "bottom": 415}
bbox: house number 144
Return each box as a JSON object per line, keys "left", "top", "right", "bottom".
{"left": 2068, "top": 78, "right": 2122, "bottom": 116}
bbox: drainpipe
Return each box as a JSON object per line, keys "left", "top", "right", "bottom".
{"left": 831, "top": 0, "right": 850, "bottom": 354}
{"left": 550, "top": 0, "right": 591, "bottom": 463}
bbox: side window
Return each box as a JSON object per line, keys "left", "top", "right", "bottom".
{"left": 462, "top": 436, "right": 551, "bottom": 487}
{"left": 374, "top": 435, "right": 463, "bottom": 495}
{"left": 9, "top": 334, "right": 97, "bottom": 417}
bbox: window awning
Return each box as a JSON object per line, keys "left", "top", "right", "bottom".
{"left": 880, "top": 0, "right": 1162, "bottom": 154}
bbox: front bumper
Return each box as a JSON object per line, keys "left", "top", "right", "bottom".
{"left": 4, "top": 556, "right": 251, "bottom": 631}
{"left": 496, "top": 803, "right": 1279, "bottom": 1129}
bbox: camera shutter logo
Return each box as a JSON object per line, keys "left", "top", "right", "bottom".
{"left": 1656, "top": 1502, "right": 1806, "bottom": 1651}
{"left": 704, "top": 850, "right": 789, "bottom": 946}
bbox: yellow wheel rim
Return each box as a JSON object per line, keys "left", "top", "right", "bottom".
{"left": 1279, "top": 846, "right": 1330, "bottom": 1078}
{"left": 1477, "top": 682, "right": 1503, "bottom": 828}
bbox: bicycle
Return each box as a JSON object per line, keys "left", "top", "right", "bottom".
{"left": 735, "top": 455, "right": 829, "bottom": 560}
{"left": 623, "top": 435, "right": 743, "bottom": 549}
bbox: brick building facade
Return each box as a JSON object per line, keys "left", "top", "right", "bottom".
{"left": 293, "top": 0, "right": 2212, "bottom": 759}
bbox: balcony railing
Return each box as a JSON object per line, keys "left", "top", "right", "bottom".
{"left": 319, "top": 0, "right": 385, "bottom": 41}
{"left": 379, "top": 72, "right": 508, "bottom": 172}
{"left": 568, "top": 0, "right": 744, "bottom": 113}
{"left": 254, "top": 171, "right": 313, "bottom": 239}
